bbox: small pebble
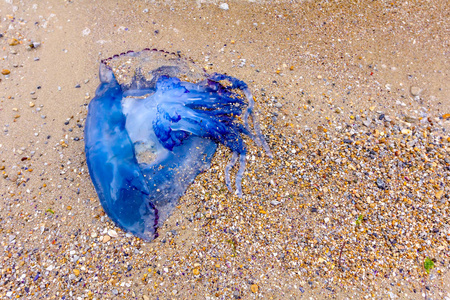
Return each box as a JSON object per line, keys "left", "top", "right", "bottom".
{"left": 108, "top": 229, "right": 118, "bottom": 238}
{"left": 8, "top": 38, "right": 19, "bottom": 46}
{"left": 376, "top": 178, "right": 386, "bottom": 190}
{"left": 401, "top": 128, "right": 412, "bottom": 135}
{"left": 219, "top": 3, "right": 229, "bottom": 10}
{"left": 343, "top": 139, "right": 353, "bottom": 144}
{"left": 410, "top": 86, "right": 422, "bottom": 96}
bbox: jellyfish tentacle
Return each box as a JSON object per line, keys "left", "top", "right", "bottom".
{"left": 152, "top": 74, "right": 269, "bottom": 197}
{"left": 154, "top": 104, "right": 247, "bottom": 155}
{"left": 183, "top": 92, "right": 247, "bottom": 115}
{"left": 252, "top": 111, "right": 273, "bottom": 158}
{"left": 193, "top": 105, "right": 243, "bottom": 116}
{"left": 207, "top": 73, "right": 273, "bottom": 192}
{"left": 208, "top": 73, "right": 272, "bottom": 158}
{"left": 236, "top": 153, "right": 247, "bottom": 197}
{"left": 207, "top": 74, "right": 256, "bottom": 136}
{"left": 225, "top": 152, "right": 239, "bottom": 192}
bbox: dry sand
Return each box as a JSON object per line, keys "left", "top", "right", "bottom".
{"left": 1, "top": 0, "right": 449, "bottom": 299}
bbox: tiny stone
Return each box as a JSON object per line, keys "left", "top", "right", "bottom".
{"left": 343, "top": 139, "right": 353, "bottom": 144}
{"left": 363, "top": 120, "right": 371, "bottom": 127}
{"left": 376, "top": 178, "right": 386, "bottom": 190}
{"left": 401, "top": 129, "right": 412, "bottom": 135}
{"left": 410, "top": 86, "right": 422, "bottom": 96}
{"left": 108, "top": 229, "right": 118, "bottom": 238}
{"left": 9, "top": 235, "right": 16, "bottom": 243}
{"left": 8, "top": 38, "right": 19, "bottom": 46}
{"left": 219, "top": 3, "right": 229, "bottom": 10}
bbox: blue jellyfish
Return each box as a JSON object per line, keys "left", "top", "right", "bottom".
{"left": 84, "top": 49, "right": 271, "bottom": 241}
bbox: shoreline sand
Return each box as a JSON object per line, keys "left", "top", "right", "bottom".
{"left": 1, "top": 0, "right": 449, "bottom": 299}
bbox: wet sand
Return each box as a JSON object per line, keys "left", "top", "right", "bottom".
{"left": 1, "top": 0, "right": 449, "bottom": 299}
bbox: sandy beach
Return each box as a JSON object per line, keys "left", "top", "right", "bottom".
{"left": 1, "top": 0, "right": 449, "bottom": 299}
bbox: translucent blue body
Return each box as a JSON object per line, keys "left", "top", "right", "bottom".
{"left": 85, "top": 55, "right": 270, "bottom": 241}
